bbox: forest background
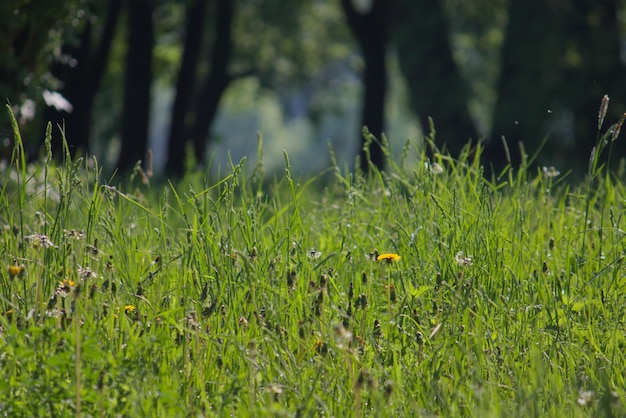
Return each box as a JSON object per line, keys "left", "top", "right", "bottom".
{"left": 2, "top": 0, "right": 626, "bottom": 178}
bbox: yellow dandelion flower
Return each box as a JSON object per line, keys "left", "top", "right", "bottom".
{"left": 376, "top": 253, "right": 401, "bottom": 263}
{"left": 59, "top": 279, "right": 77, "bottom": 288}
{"left": 124, "top": 305, "right": 135, "bottom": 314}
{"left": 7, "top": 265, "right": 22, "bottom": 278}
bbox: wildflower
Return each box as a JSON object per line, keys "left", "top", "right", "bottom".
{"left": 7, "top": 264, "right": 23, "bottom": 278}
{"left": 24, "top": 233, "right": 55, "bottom": 249}
{"left": 63, "top": 229, "right": 84, "bottom": 240}
{"left": 455, "top": 251, "right": 473, "bottom": 266}
{"left": 124, "top": 305, "right": 135, "bottom": 314}
{"left": 77, "top": 265, "right": 97, "bottom": 280}
{"left": 46, "top": 308, "right": 62, "bottom": 318}
{"left": 307, "top": 248, "right": 322, "bottom": 260}
{"left": 56, "top": 279, "right": 76, "bottom": 297}
{"left": 376, "top": 253, "right": 401, "bottom": 264}
{"left": 425, "top": 161, "right": 444, "bottom": 175}
{"left": 577, "top": 390, "right": 594, "bottom": 406}
{"left": 542, "top": 166, "right": 560, "bottom": 178}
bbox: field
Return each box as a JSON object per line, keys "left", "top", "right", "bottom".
{"left": 1, "top": 108, "right": 625, "bottom": 417}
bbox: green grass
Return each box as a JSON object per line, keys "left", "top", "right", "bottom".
{"left": 1, "top": 106, "right": 625, "bottom": 417}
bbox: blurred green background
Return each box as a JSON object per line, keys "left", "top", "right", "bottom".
{"left": 2, "top": 0, "right": 625, "bottom": 178}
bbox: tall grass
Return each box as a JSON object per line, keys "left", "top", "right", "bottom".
{"left": 0, "top": 104, "right": 625, "bottom": 417}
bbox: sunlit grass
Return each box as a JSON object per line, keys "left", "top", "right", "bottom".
{"left": 0, "top": 106, "right": 625, "bottom": 417}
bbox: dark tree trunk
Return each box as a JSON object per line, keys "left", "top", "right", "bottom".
{"left": 393, "top": 0, "right": 477, "bottom": 159}
{"left": 43, "top": 24, "right": 93, "bottom": 156}
{"left": 341, "top": 0, "right": 388, "bottom": 172}
{"left": 485, "top": 0, "right": 565, "bottom": 171}
{"left": 44, "top": 0, "right": 121, "bottom": 158}
{"left": 77, "top": 0, "right": 122, "bottom": 148}
{"left": 166, "top": 0, "right": 208, "bottom": 176}
{"left": 189, "top": 0, "right": 234, "bottom": 166}
{"left": 486, "top": 0, "right": 625, "bottom": 175}
{"left": 118, "top": 0, "right": 154, "bottom": 172}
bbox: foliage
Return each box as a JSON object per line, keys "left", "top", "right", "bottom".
{"left": 1, "top": 106, "right": 626, "bottom": 416}
{"left": 142, "top": 0, "right": 351, "bottom": 98}
{"left": 234, "top": 0, "right": 351, "bottom": 89}
{"left": 0, "top": 0, "right": 88, "bottom": 129}
{"left": 444, "top": 0, "right": 508, "bottom": 135}
{"left": 4, "top": 1, "right": 626, "bottom": 178}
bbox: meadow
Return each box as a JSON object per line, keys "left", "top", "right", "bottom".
{"left": 1, "top": 105, "right": 625, "bottom": 417}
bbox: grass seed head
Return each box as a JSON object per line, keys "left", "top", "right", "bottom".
{"left": 598, "top": 94, "right": 609, "bottom": 130}
{"left": 611, "top": 112, "right": 626, "bottom": 142}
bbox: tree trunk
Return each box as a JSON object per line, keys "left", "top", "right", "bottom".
{"left": 486, "top": 0, "right": 625, "bottom": 174}
{"left": 189, "top": 0, "right": 233, "bottom": 167}
{"left": 166, "top": 0, "right": 208, "bottom": 176}
{"left": 118, "top": 0, "right": 154, "bottom": 172}
{"left": 77, "top": 0, "right": 122, "bottom": 151}
{"left": 485, "top": 0, "right": 565, "bottom": 171}
{"left": 44, "top": 0, "right": 121, "bottom": 158}
{"left": 393, "top": 0, "right": 477, "bottom": 159}
{"left": 43, "top": 24, "right": 93, "bottom": 156}
{"left": 341, "top": 0, "right": 388, "bottom": 172}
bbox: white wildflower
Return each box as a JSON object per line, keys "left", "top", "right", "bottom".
{"left": 542, "top": 166, "right": 560, "bottom": 178}
{"left": 455, "top": 251, "right": 473, "bottom": 266}
{"left": 24, "top": 233, "right": 55, "bottom": 249}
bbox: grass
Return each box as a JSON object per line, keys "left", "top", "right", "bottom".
{"left": 1, "top": 104, "right": 626, "bottom": 417}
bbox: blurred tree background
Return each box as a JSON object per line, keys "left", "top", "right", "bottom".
{"left": 1, "top": 0, "right": 625, "bottom": 178}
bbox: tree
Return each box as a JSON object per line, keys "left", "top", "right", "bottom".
{"left": 341, "top": 0, "right": 389, "bottom": 172}
{"left": 485, "top": 0, "right": 626, "bottom": 174}
{"left": 165, "top": 0, "right": 207, "bottom": 175}
{"left": 42, "top": 0, "right": 122, "bottom": 158}
{"left": 188, "top": 0, "right": 234, "bottom": 171}
{"left": 118, "top": 0, "right": 155, "bottom": 172}
{"left": 393, "top": 0, "right": 478, "bottom": 158}
{"left": 484, "top": 0, "right": 566, "bottom": 171}
{"left": 165, "top": 0, "right": 243, "bottom": 175}
{"left": 164, "top": 0, "right": 347, "bottom": 176}
{"left": 0, "top": 0, "right": 85, "bottom": 152}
